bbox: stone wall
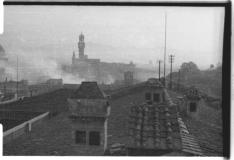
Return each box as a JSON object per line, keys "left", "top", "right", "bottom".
{"left": 3, "top": 112, "right": 49, "bottom": 144}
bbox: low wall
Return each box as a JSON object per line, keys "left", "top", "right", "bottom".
{"left": 0, "top": 110, "right": 42, "bottom": 121}
{"left": 0, "top": 96, "right": 17, "bottom": 105}
{"left": 3, "top": 112, "right": 49, "bottom": 144}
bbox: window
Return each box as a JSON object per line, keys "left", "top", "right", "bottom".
{"left": 145, "top": 92, "right": 151, "bottom": 101}
{"left": 153, "top": 93, "right": 160, "bottom": 102}
{"left": 89, "top": 131, "right": 100, "bottom": 145}
{"left": 75, "top": 131, "right": 86, "bottom": 144}
{"left": 189, "top": 102, "right": 197, "bottom": 112}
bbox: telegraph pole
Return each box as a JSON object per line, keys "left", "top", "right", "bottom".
{"left": 158, "top": 60, "right": 162, "bottom": 81}
{"left": 177, "top": 69, "right": 180, "bottom": 91}
{"left": 163, "top": 12, "right": 167, "bottom": 87}
{"left": 168, "top": 54, "right": 174, "bottom": 89}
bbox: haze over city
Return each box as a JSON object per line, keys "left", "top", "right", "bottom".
{"left": 0, "top": 3, "right": 226, "bottom": 156}
{"left": 0, "top": 6, "right": 224, "bottom": 83}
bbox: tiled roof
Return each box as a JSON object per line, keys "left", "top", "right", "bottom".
{"left": 178, "top": 117, "right": 203, "bottom": 156}
{"left": 168, "top": 90, "right": 223, "bottom": 156}
{"left": 146, "top": 78, "right": 164, "bottom": 88}
{"left": 70, "top": 82, "right": 105, "bottom": 99}
{"left": 128, "top": 103, "right": 181, "bottom": 151}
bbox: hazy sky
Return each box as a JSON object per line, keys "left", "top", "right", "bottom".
{"left": 0, "top": 5, "right": 224, "bottom": 71}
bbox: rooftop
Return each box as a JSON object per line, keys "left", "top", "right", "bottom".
{"left": 127, "top": 103, "right": 181, "bottom": 151}
{"left": 169, "top": 90, "right": 223, "bottom": 156}
{"left": 0, "top": 89, "right": 73, "bottom": 113}
{"left": 70, "top": 82, "right": 105, "bottom": 99}
{"left": 2, "top": 82, "right": 222, "bottom": 156}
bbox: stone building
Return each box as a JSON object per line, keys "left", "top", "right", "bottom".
{"left": 67, "top": 82, "right": 111, "bottom": 154}
{"left": 70, "top": 33, "right": 135, "bottom": 84}
{"left": 0, "top": 44, "right": 8, "bottom": 81}
{"left": 0, "top": 80, "right": 29, "bottom": 97}
{"left": 71, "top": 33, "right": 101, "bottom": 82}
{"left": 143, "top": 78, "right": 166, "bottom": 104}
{"left": 184, "top": 86, "right": 201, "bottom": 119}
{"left": 46, "top": 79, "right": 63, "bottom": 87}
{"left": 124, "top": 71, "right": 134, "bottom": 86}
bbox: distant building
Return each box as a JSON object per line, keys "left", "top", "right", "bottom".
{"left": 72, "top": 33, "right": 101, "bottom": 82}
{"left": 29, "top": 79, "right": 63, "bottom": 97}
{"left": 70, "top": 33, "right": 135, "bottom": 84}
{"left": 0, "top": 80, "right": 29, "bottom": 97}
{"left": 46, "top": 79, "right": 63, "bottom": 87}
{"left": 124, "top": 71, "right": 134, "bottom": 86}
{"left": 67, "top": 82, "right": 111, "bottom": 154}
{"left": 0, "top": 45, "right": 8, "bottom": 81}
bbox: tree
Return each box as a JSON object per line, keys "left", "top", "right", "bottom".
{"left": 180, "top": 61, "right": 200, "bottom": 74}
{"left": 210, "top": 64, "right": 214, "bottom": 70}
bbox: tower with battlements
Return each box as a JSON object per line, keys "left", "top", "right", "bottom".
{"left": 70, "top": 33, "right": 135, "bottom": 84}
{"left": 78, "top": 33, "right": 86, "bottom": 59}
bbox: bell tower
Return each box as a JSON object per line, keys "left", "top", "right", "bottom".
{"left": 78, "top": 33, "right": 85, "bottom": 59}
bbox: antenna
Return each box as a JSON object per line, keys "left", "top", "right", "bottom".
{"left": 16, "top": 56, "right": 18, "bottom": 99}
{"left": 163, "top": 12, "right": 167, "bottom": 87}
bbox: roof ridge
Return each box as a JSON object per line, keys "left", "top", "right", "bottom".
{"left": 70, "top": 81, "right": 105, "bottom": 99}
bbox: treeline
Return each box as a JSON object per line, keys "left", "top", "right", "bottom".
{"left": 168, "top": 62, "right": 222, "bottom": 98}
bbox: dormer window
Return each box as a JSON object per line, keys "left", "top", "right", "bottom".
{"left": 89, "top": 131, "right": 100, "bottom": 145}
{"left": 153, "top": 93, "right": 160, "bottom": 102}
{"left": 75, "top": 130, "right": 86, "bottom": 144}
{"left": 189, "top": 102, "right": 197, "bottom": 112}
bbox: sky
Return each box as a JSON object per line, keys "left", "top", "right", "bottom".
{"left": 0, "top": 5, "right": 224, "bottom": 82}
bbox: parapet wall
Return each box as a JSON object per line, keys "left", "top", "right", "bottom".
{"left": 0, "top": 110, "right": 42, "bottom": 121}
{"left": 3, "top": 112, "right": 49, "bottom": 144}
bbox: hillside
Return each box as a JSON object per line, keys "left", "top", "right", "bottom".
{"left": 168, "top": 62, "right": 222, "bottom": 98}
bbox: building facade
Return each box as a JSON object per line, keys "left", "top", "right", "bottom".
{"left": 71, "top": 33, "right": 101, "bottom": 82}
{"left": 70, "top": 33, "right": 135, "bottom": 84}
{"left": 67, "top": 82, "right": 111, "bottom": 154}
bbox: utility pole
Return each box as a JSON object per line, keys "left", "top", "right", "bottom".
{"left": 177, "top": 69, "right": 180, "bottom": 91}
{"left": 163, "top": 12, "right": 167, "bottom": 87}
{"left": 168, "top": 54, "right": 174, "bottom": 90}
{"left": 158, "top": 60, "right": 162, "bottom": 81}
